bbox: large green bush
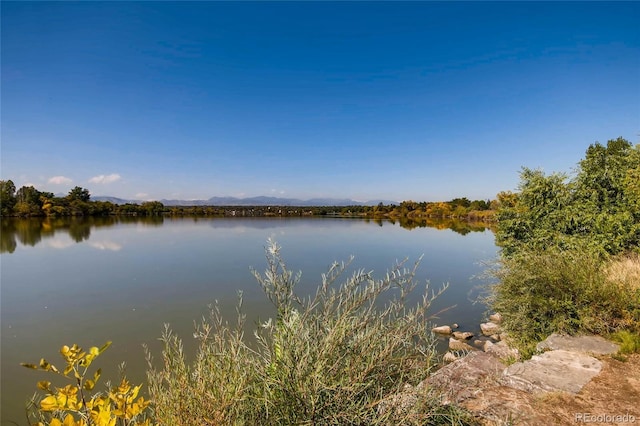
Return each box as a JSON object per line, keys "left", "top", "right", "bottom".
{"left": 493, "top": 137, "right": 640, "bottom": 354}
{"left": 496, "top": 137, "right": 640, "bottom": 258}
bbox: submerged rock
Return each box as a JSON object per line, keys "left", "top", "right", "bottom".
{"left": 452, "top": 331, "right": 474, "bottom": 340}
{"left": 449, "top": 337, "right": 474, "bottom": 351}
{"left": 431, "top": 325, "right": 452, "bottom": 334}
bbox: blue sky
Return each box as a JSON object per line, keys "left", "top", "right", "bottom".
{"left": 2, "top": 2, "right": 638, "bottom": 202}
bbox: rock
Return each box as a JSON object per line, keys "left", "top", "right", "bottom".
{"left": 431, "top": 325, "right": 452, "bottom": 334}
{"left": 472, "top": 339, "right": 486, "bottom": 349}
{"left": 452, "top": 331, "right": 474, "bottom": 340}
{"left": 489, "top": 313, "right": 503, "bottom": 323}
{"left": 449, "top": 337, "right": 474, "bottom": 351}
{"left": 480, "top": 340, "right": 494, "bottom": 352}
{"left": 485, "top": 340, "right": 519, "bottom": 361}
{"left": 480, "top": 322, "right": 501, "bottom": 336}
{"left": 452, "top": 323, "right": 459, "bottom": 329}
{"left": 503, "top": 349, "right": 602, "bottom": 394}
{"left": 426, "top": 351, "right": 506, "bottom": 404}
{"left": 489, "top": 334, "right": 501, "bottom": 341}
{"left": 536, "top": 333, "right": 620, "bottom": 356}
{"left": 443, "top": 351, "right": 458, "bottom": 363}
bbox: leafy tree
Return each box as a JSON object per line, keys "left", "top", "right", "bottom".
{"left": 496, "top": 137, "right": 640, "bottom": 257}
{"left": 0, "top": 179, "right": 17, "bottom": 215}
{"left": 141, "top": 201, "right": 164, "bottom": 216}
{"left": 469, "top": 199, "right": 490, "bottom": 211}
{"left": 449, "top": 197, "right": 471, "bottom": 208}
{"left": 15, "top": 186, "right": 46, "bottom": 216}
{"left": 67, "top": 186, "right": 91, "bottom": 203}
{"left": 576, "top": 137, "right": 636, "bottom": 209}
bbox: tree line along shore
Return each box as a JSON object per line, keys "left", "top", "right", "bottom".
{"left": 0, "top": 181, "right": 496, "bottom": 222}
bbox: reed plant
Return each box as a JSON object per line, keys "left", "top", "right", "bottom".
{"left": 145, "top": 239, "right": 474, "bottom": 425}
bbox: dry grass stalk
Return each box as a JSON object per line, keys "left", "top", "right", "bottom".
{"left": 605, "top": 252, "right": 640, "bottom": 291}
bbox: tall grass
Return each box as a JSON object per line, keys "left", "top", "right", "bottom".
{"left": 489, "top": 247, "right": 640, "bottom": 356}
{"left": 605, "top": 252, "right": 640, "bottom": 292}
{"left": 145, "top": 239, "right": 473, "bottom": 425}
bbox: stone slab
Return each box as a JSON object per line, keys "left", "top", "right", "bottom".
{"left": 536, "top": 333, "right": 620, "bottom": 355}
{"left": 426, "top": 351, "right": 506, "bottom": 404}
{"left": 503, "top": 349, "right": 602, "bottom": 394}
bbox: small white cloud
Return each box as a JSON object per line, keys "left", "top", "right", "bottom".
{"left": 48, "top": 176, "right": 73, "bottom": 185}
{"left": 89, "top": 173, "right": 121, "bottom": 184}
{"left": 135, "top": 192, "right": 149, "bottom": 199}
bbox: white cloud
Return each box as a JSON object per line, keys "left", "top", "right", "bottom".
{"left": 48, "top": 176, "right": 73, "bottom": 185}
{"left": 135, "top": 192, "right": 149, "bottom": 199}
{"left": 89, "top": 173, "right": 121, "bottom": 184}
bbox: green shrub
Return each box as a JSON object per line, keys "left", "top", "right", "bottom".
{"left": 611, "top": 330, "right": 640, "bottom": 354}
{"left": 146, "top": 239, "right": 474, "bottom": 425}
{"left": 489, "top": 247, "right": 640, "bottom": 355}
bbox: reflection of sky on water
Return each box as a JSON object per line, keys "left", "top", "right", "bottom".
{"left": 47, "top": 236, "right": 76, "bottom": 249}
{"left": 88, "top": 241, "right": 122, "bottom": 251}
{"left": 45, "top": 235, "right": 122, "bottom": 251}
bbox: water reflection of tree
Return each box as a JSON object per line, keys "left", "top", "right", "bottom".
{"left": 1, "top": 220, "right": 17, "bottom": 253}
{"left": 68, "top": 219, "right": 92, "bottom": 242}
{"left": 397, "top": 217, "right": 493, "bottom": 234}
{"left": 1, "top": 215, "right": 492, "bottom": 254}
{"left": 15, "top": 219, "right": 47, "bottom": 246}
{"left": 115, "top": 215, "right": 164, "bottom": 226}
{"left": 366, "top": 216, "right": 493, "bottom": 233}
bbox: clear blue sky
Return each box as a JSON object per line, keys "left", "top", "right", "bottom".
{"left": 2, "top": 2, "right": 638, "bottom": 202}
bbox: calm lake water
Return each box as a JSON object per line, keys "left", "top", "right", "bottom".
{"left": 1, "top": 216, "right": 497, "bottom": 424}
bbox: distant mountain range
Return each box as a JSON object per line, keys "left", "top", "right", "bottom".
{"left": 92, "top": 195, "right": 399, "bottom": 207}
